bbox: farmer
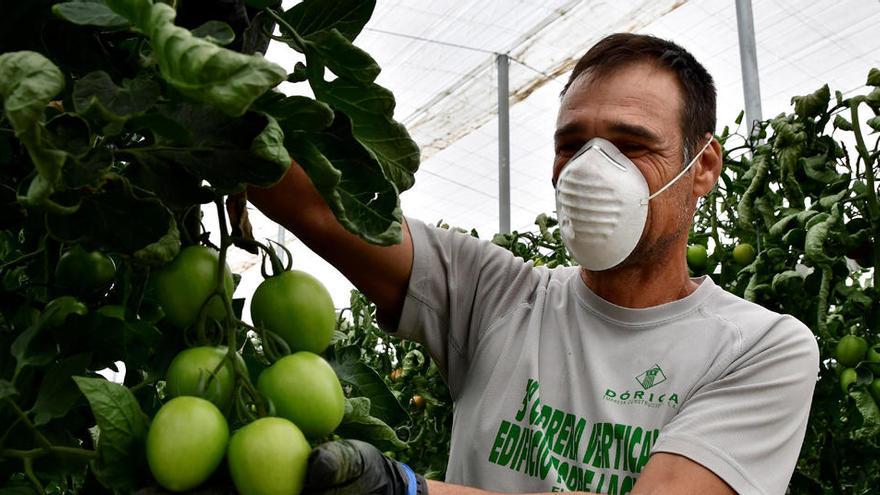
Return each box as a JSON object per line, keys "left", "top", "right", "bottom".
{"left": 250, "top": 33, "right": 819, "bottom": 495}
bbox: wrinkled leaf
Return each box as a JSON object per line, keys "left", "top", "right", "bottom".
{"left": 791, "top": 84, "right": 830, "bottom": 119}
{"left": 105, "top": 0, "right": 285, "bottom": 116}
{"left": 253, "top": 93, "right": 334, "bottom": 132}
{"left": 73, "top": 71, "right": 160, "bottom": 122}
{"left": 305, "top": 29, "right": 380, "bottom": 84}
{"left": 52, "top": 1, "right": 130, "bottom": 28}
{"left": 868, "top": 116, "right": 880, "bottom": 133}
{"left": 801, "top": 154, "right": 838, "bottom": 183}
{"left": 285, "top": 112, "right": 403, "bottom": 245}
{"left": 281, "top": 0, "right": 375, "bottom": 41}
{"left": 328, "top": 345, "right": 407, "bottom": 427}
{"left": 336, "top": 397, "right": 406, "bottom": 451}
{"left": 73, "top": 376, "right": 149, "bottom": 492}
{"left": 0, "top": 379, "right": 17, "bottom": 400}
{"left": 851, "top": 389, "right": 880, "bottom": 439}
{"left": 191, "top": 20, "right": 235, "bottom": 46}
{"left": 47, "top": 177, "right": 180, "bottom": 264}
{"left": 832, "top": 115, "right": 852, "bottom": 131}
{"left": 315, "top": 79, "right": 420, "bottom": 192}
{"left": 123, "top": 104, "right": 290, "bottom": 191}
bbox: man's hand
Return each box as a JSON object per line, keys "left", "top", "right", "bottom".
{"left": 304, "top": 440, "right": 427, "bottom": 495}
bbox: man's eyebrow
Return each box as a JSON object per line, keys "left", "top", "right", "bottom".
{"left": 553, "top": 121, "right": 661, "bottom": 143}
{"left": 607, "top": 121, "right": 661, "bottom": 143}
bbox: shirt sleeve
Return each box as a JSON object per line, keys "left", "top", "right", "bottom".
{"left": 380, "top": 217, "right": 541, "bottom": 395}
{"left": 651, "top": 315, "right": 820, "bottom": 495}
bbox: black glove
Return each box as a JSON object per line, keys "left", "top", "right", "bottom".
{"left": 303, "top": 440, "right": 428, "bottom": 495}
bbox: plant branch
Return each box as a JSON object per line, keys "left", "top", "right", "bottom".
{"left": 5, "top": 399, "right": 52, "bottom": 450}
{"left": 849, "top": 103, "right": 879, "bottom": 287}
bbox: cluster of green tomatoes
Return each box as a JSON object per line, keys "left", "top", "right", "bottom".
{"left": 836, "top": 335, "right": 880, "bottom": 403}
{"left": 58, "top": 244, "right": 343, "bottom": 494}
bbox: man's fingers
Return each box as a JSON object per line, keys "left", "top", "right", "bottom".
{"left": 304, "top": 440, "right": 367, "bottom": 490}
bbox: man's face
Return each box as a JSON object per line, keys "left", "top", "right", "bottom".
{"left": 553, "top": 60, "right": 694, "bottom": 266}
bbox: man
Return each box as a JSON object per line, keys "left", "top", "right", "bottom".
{"left": 249, "top": 33, "right": 819, "bottom": 495}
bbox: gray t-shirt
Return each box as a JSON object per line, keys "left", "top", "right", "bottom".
{"left": 386, "top": 219, "right": 819, "bottom": 495}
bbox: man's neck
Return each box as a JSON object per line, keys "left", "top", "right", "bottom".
{"left": 579, "top": 253, "right": 699, "bottom": 309}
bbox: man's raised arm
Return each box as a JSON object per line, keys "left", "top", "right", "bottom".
{"left": 247, "top": 161, "right": 414, "bottom": 324}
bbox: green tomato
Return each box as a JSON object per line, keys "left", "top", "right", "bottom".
{"left": 150, "top": 246, "right": 233, "bottom": 328}
{"left": 146, "top": 397, "right": 228, "bottom": 492}
{"left": 165, "top": 346, "right": 244, "bottom": 411}
{"left": 732, "top": 243, "right": 756, "bottom": 265}
{"left": 55, "top": 246, "right": 115, "bottom": 295}
{"left": 836, "top": 335, "right": 868, "bottom": 367}
{"left": 257, "top": 352, "right": 344, "bottom": 438}
{"left": 839, "top": 367, "right": 858, "bottom": 394}
{"left": 686, "top": 244, "right": 708, "bottom": 270}
{"left": 228, "top": 417, "right": 311, "bottom": 495}
{"left": 250, "top": 270, "right": 335, "bottom": 354}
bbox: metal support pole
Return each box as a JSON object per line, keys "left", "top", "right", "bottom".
{"left": 496, "top": 53, "right": 511, "bottom": 234}
{"left": 735, "top": 0, "right": 763, "bottom": 135}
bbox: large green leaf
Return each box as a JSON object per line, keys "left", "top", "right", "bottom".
{"left": 253, "top": 93, "right": 334, "bottom": 132}
{"left": 281, "top": 0, "right": 375, "bottom": 41}
{"left": 314, "top": 79, "right": 420, "bottom": 192}
{"left": 122, "top": 104, "right": 291, "bottom": 191}
{"left": 103, "top": 0, "right": 285, "bottom": 116}
{"left": 73, "top": 71, "right": 160, "bottom": 123}
{"left": 47, "top": 177, "right": 180, "bottom": 264}
{"left": 336, "top": 397, "right": 406, "bottom": 451}
{"left": 791, "top": 84, "right": 830, "bottom": 119}
{"left": 73, "top": 376, "right": 149, "bottom": 493}
{"left": 31, "top": 353, "right": 92, "bottom": 425}
{"left": 328, "top": 345, "right": 408, "bottom": 427}
{"left": 52, "top": 1, "right": 130, "bottom": 28}
{"left": 305, "top": 29, "right": 380, "bottom": 84}
{"left": 285, "top": 112, "right": 403, "bottom": 245}
{"left": 0, "top": 51, "right": 68, "bottom": 210}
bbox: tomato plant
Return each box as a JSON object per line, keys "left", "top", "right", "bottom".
{"left": 0, "top": 0, "right": 418, "bottom": 492}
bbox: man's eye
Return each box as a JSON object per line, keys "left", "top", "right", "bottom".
{"left": 618, "top": 142, "right": 645, "bottom": 153}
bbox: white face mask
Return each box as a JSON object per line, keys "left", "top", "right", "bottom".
{"left": 555, "top": 136, "right": 712, "bottom": 271}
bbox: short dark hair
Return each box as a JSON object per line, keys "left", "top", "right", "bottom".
{"left": 561, "top": 33, "right": 716, "bottom": 162}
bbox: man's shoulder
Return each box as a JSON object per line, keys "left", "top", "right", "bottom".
{"left": 703, "top": 284, "right": 818, "bottom": 363}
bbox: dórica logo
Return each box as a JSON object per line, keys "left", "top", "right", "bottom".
{"left": 635, "top": 364, "right": 667, "bottom": 390}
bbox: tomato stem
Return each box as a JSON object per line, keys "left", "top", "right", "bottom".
{"left": 849, "top": 103, "right": 879, "bottom": 287}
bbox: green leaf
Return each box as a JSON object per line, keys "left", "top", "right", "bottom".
{"left": 191, "top": 20, "right": 235, "bottom": 46}
{"left": 867, "top": 116, "right": 880, "bottom": 133}
{"left": 122, "top": 104, "right": 290, "bottom": 191}
{"left": 73, "top": 376, "right": 149, "bottom": 492}
{"left": 315, "top": 79, "right": 420, "bottom": 192}
{"left": 285, "top": 112, "right": 403, "bottom": 245}
{"left": 791, "top": 84, "right": 830, "bottom": 119}
{"left": 0, "top": 52, "right": 69, "bottom": 210}
{"left": 328, "top": 346, "right": 407, "bottom": 427}
{"left": 47, "top": 177, "right": 180, "bottom": 264}
{"left": 771, "top": 270, "right": 804, "bottom": 294}
{"left": 866, "top": 88, "right": 880, "bottom": 109}
{"left": 0, "top": 52, "right": 64, "bottom": 133}
{"left": 832, "top": 115, "right": 852, "bottom": 131}
{"left": 281, "top": 0, "right": 375, "bottom": 41}
{"left": 0, "top": 480, "right": 39, "bottom": 494}
{"left": 850, "top": 389, "right": 880, "bottom": 439}
{"left": 0, "top": 379, "right": 17, "bottom": 400}
{"left": 801, "top": 154, "right": 838, "bottom": 183}
{"left": 73, "top": 71, "right": 160, "bottom": 122}
{"left": 305, "top": 29, "right": 380, "bottom": 84}
{"left": 31, "top": 353, "right": 92, "bottom": 425}
{"left": 105, "top": 1, "right": 285, "bottom": 116}
{"left": 868, "top": 68, "right": 880, "bottom": 87}
{"left": 52, "top": 1, "right": 130, "bottom": 28}
{"left": 253, "top": 93, "right": 334, "bottom": 132}
{"left": 818, "top": 189, "right": 847, "bottom": 209}
{"left": 336, "top": 397, "right": 406, "bottom": 451}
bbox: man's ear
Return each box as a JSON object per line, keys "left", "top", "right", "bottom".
{"left": 692, "top": 136, "right": 722, "bottom": 198}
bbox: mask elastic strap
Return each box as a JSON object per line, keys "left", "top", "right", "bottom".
{"left": 641, "top": 137, "right": 713, "bottom": 205}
